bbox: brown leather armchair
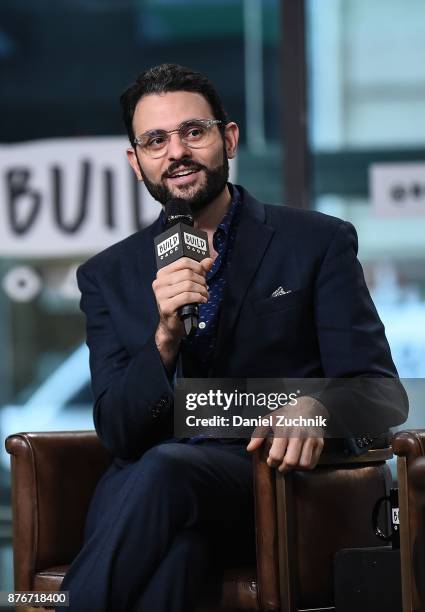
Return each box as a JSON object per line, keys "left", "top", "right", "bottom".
{"left": 393, "top": 429, "right": 425, "bottom": 612}
{"left": 5, "top": 431, "right": 393, "bottom": 612}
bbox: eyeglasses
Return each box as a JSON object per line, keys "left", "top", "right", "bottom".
{"left": 134, "top": 118, "right": 222, "bottom": 158}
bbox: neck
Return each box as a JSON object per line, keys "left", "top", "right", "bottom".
{"left": 193, "top": 185, "right": 232, "bottom": 232}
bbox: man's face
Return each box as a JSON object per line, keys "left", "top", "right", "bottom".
{"left": 127, "top": 91, "right": 238, "bottom": 211}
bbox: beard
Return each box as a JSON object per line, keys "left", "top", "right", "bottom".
{"left": 137, "top": 147, "right": 229, "bottom": 213}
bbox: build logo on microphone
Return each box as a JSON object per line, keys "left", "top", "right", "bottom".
{"left": 154, "top": 225, "right": 210, "bottom": 269}
{"left": 183, "top": 232, "right": 207, "bottom": 255}
{"left": 157, "top": 233, "right": 180, "bottom": 260}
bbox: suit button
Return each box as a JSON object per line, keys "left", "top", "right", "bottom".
{"left": 357, "top": 436, "right": 373, "bottom": 448}
{"left": 151, "top": 405, "right": 160, "bottom": 418}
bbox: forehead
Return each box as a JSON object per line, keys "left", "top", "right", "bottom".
{"left": 133, "top": 91, "right": 214, "bottom": 133}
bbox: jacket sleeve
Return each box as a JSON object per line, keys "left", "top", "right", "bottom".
{"left": 77, "top": 264, "right": 174, "bottom": 460}
{"left": 312, "top": 221, "right": 408, "bottom": 436}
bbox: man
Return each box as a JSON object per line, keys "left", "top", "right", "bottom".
{"left": 59, "top": 63, "right": 406, "bottom": 611}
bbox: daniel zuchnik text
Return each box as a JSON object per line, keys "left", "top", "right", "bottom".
{"left": 186, "top": 415, "right": 328, "bottom": 427}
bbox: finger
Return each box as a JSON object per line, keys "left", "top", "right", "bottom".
{"left": 162, "top": 292, "right": 208, "bottom": 314}
{"left": 157, "top": 257, "right": 207, "bottom": 278}
{"left": 310, "top": 438, "right": 324, "bottom": 469}
{"left": 157, "top": 280, "right": 209, "bottom": 300}
{"left": 157, "top": 269, "right": 208, "bottom": 289}
{"left": 278, "top": 438, "right": 303, "bottom": 472}
{"left": 298, "top": 438, "right": 315, "bottom": 469}
{"left": 246, "top": 423, "right": 270, "bottom": 452}
{"left": 200, "top": 257, "right": 214, "bottom": 272}
{"left": 267, "top": 437, "right": 288, "bottom": 467}
{"left": 246, "top": 437, "right": 264, "bottom": 452}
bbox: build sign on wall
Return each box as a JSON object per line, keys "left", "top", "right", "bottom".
{"left": 0, "top": 136, "right": 236, "bottom": 258}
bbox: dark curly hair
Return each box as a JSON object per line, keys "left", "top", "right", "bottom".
{"left": 120, "top": 63, "right": 229, "bottom": 147}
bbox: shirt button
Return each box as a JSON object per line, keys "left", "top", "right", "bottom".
{"left": 199, "top": 321, "right": 206, "bottom": 329}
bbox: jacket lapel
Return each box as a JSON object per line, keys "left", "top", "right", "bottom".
{"left": 212, "top": 188, "right": 275, "bottom": 371}
{"left": 136, "top": 215, "right": 163, "bottom": 332}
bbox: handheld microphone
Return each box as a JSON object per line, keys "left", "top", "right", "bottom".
{"left": 154, "top": 198, "right": 210, "bottom": 336}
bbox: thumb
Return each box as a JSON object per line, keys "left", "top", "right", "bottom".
{"left": 247, "top": 424, "right": 269, "bottom": 452}
{"left": 246, "top": 437, "right": 265, "bottom": 452}
{"left": 201, "top": 257, "right": 214, "bottom": 272}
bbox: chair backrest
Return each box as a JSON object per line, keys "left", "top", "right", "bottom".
{"left": 5, "top": 431, "right": 112, "bottom": 591}
{"left": 393, "top": 429, "right": 425, "bottom": 612}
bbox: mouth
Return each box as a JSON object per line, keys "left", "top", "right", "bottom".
{"left": 166, "top": 167, "right": 202, "bottom": 185}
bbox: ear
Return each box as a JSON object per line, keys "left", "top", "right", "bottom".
{"left": 223, "top": 122, "right": 239, "bottom": 159}
{"left": 126, "top": 147, "right": 144, "bottom": 181}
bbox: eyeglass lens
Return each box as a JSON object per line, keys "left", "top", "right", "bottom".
{"left": 141, "top": 120, "right": 215, "bottom": 157}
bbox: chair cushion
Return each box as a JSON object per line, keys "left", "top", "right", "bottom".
{"left": 33, "top": 566, "right": 69, "bottom": 592}
{"left": 33, "top": 565, "right": 259, "bottom": 611}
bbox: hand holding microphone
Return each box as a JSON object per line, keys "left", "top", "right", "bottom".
{"left": 152, "top": 199, "right": 213, "bottom": 369}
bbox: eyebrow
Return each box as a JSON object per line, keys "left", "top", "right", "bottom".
{"left": 142, "top": 128, "right": 168, "bottom": 137}
{"left": 140, "top": 118, "right": 206, "bottom": 137}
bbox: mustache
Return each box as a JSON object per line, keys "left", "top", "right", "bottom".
{"left": 163, "top": 158, "right": 206, "bottom": 179}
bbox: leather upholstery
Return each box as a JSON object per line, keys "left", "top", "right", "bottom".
{"left": 6, "top": 431, "right": 393, "bottom": 612}
{"left": 32, "top": 566, "right": 68, "bottom": 592}
{"left": 393, "top": 430, "right": 425, "bottom": 612}
{"left": 5, "top": 432, "right": 112, "bottom": 591}
{"left": 253, "top": 441, "right": 280, "bottom": 611}
{"left": 5, "top": 431, "right": 260, "bottom": 612}
{"left": 410, "top": 457, "right": 425, "bottom": 611}
{"left": 292, "top": 463, "right": 391, "bottom": 609}
{"left": 393, "top": 430, "right": 425, "bottom": 462}
{"left": 29, "top": 565, "right": 259, "bottom": 612}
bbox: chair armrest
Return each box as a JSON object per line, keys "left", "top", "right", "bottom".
{"left": 409, "top": 457, "right": 425, "bottom": 611}
{"left": 253, "top": 438, "right": 280, "bottom": 612}
{"left": 392, "top": 430, "right": 425, "bottom": 612}
{"left": 319, "top": 447, "right": 393, "bottom": 465}
{"left": 410, "top": 456, "right": 425, "bottom": 494}
{"left": 392, "top": 429, "right": 425, "bottom": 463}
{"left": 5, "top": 430, "right": 112, "bottom": 590}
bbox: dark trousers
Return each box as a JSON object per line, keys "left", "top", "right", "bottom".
{"left": 57, "top": 440, "right": 255, "bottom": 612}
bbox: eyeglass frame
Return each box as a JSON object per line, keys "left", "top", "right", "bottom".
{"left": 133, "top": 118, "right": 223, "bottom": 156}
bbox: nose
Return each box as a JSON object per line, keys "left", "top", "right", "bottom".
{"left": 167, "top": 131, "right": 192, "bottom": 161}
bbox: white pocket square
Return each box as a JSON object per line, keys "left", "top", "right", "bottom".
{"left": 270, "top": 286, "right": 292, "bottom": 298}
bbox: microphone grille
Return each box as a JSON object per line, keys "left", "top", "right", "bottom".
{"left": 164, "top": 198, "right": 194, "bottom": 228}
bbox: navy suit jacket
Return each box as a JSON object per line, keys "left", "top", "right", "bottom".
{"left": 77, "top": 186, "right": 407, "bottom": 460}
